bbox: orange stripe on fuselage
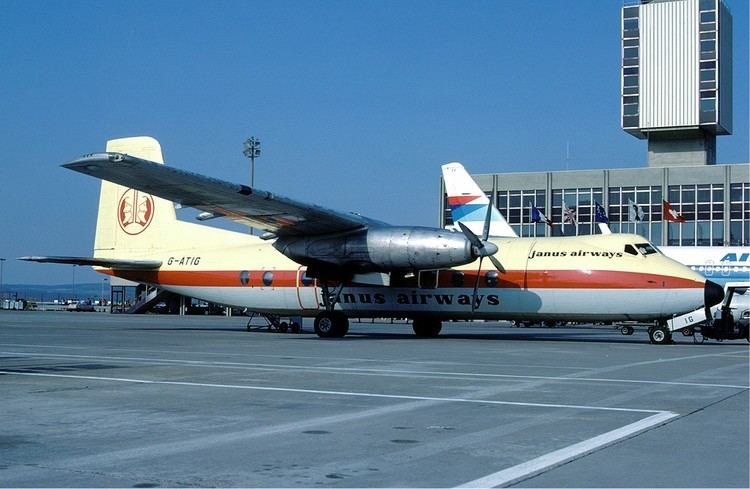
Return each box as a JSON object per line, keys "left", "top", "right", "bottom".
{"left": 102, "top": 269, "right": 703, "bottom": 290}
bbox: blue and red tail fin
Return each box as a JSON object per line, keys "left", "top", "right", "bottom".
{"left": 441, "top": 162, "right": 518, "bottom": 238}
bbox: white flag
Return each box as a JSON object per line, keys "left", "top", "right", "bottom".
{"left": 562, "top": 202, "right": 577, "bottom": 226}
{"left": 628, "top": 199, "right": 645, "bottom": 222}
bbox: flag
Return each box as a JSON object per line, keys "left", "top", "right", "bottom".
{"left": 663, "top": 200, "right": 686, "bottom": 223}
{"left": 563, "top": 202, "right": 577, "bottom": 226}
{"left": 530, "top": 202, "right": 552, "bottom": 227}
{"left": 627, "top": 199, "right": 645, "bottom": 222}
{"left": 594, "top": 201, "right": 609, "bottom": 224}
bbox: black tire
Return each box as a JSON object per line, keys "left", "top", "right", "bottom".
{"left": 314, "top": 312, "right": 336, "bottom": 337}
{"left": 290, "top": 322, "right": 301, "bottom": 334}
{"left": 649, "top": 325, "right": 672, "bottom": 345}
{"left": 412, "top": 318, "right": 442, "bottom": 337}
{"left": 314, "top": 311, "right": 349, "bottom": 338}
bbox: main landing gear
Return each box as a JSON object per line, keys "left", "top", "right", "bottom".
{"left": 313, "top": 311, "right": 349, "bottom": 338}
{"left": 313, "top": 282, "right": 350, "bottom": 338}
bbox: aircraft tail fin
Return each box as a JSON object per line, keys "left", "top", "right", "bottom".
{"left": 441, "top": 162, "right": 518, "bottom": 238}
{"left": 93, "top": 136, "right": 178, "bottom": 259}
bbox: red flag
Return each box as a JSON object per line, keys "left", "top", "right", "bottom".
{"left": 663, "top": 200, "right": 686, "bottom": 223}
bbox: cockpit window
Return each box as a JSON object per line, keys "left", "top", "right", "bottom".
{"left": 624, "top": 244, "right": 638, "bottom": 256}
{"left": 635, "top": 243, "right": 658, "bottom": 255}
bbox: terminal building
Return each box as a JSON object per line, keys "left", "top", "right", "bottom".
{"left": 440, "top": 0, "right": 748, "bottom": 247}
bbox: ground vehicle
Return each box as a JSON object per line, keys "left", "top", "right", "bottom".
{"left": 67, "top": 301, "right": 95, "bottom": 312}
{"left": 698, "top": 287, "right": 750, "bottom": 342}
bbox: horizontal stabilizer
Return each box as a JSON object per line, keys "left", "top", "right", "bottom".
{"left": 19, "top": 256, "right": 162, "bottom": 270}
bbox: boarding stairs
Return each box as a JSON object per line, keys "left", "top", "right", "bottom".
{"left": 127, "top": 287, "right": 170, "bottom": 314}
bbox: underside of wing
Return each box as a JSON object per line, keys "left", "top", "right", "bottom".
{"left": 19, "top": 256, "right": 162, "bottom": 270}
{"left": 63, "top": 153, "right": 373, "bottom": 237}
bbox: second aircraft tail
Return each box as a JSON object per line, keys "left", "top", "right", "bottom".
{"left": 441, "top": 162, "right": 518, "bottom": 238}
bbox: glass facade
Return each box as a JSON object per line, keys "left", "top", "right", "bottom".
{"left": 496, "top": 189, "right": 547, "bottom": 237}
{"left": 666, "top": 184, "right": 725, "bottom": 246}
{"left": 551, "top": 188, "right": 603, "bottom": 237}
{"left": 699, "top": 0, "right": 719, "bottom": 125}
{"left": 729, "top": 182, "right": 750, "bottom": 245}
{"left": 608, "top": 185, "right": 662, "bottom": 244}
{"left": 621, "top": 5, "right": 640, "bottom": 130}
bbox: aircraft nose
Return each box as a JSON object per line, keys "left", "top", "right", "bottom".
{"left": 704, "top": 280, "right": 724, "bottom": 307}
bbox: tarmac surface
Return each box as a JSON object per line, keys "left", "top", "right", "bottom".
{"left": 0, "top": 311, "right": 748, "bottom": 488}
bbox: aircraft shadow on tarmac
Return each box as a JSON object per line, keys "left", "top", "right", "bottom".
{"left": 124, "top": 326, "right": 749, "bottom": 346}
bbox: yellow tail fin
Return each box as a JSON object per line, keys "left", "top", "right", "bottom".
{"left": 94, "top": 136, "right": 177, "bottom": 258}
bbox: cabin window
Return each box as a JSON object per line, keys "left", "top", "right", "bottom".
{"left": 262, "top": 271, "right": 274, "bottom": 286}
{"left": 485, "top": 270, "right": 499, "bottom": 287}
{"left": 300, "top": 271, "right": 313, "bottom": 286}
{"left": 624, "top": 244, "right": 639, "bottom": 256}
{"left": 239, "top": 270, "right": 250, "bottom": 286}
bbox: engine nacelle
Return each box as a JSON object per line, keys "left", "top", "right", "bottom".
{"left": 274, "top": 226, "right": 475, "bottom": 272}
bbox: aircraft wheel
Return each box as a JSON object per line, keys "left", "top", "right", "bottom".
{"left": 412, "top": 318, "right": 442, "bottom": 337}
{"left": 290, "top": 321, "right": 301, "bottom": 334}
{"left": 314, "top": 312, "right": 349, "bottom": 338}
{"left": 314, "top": 312, "right": 336, "bottom": 337}
{"left": 648, "top": 325, "right": 672, "bottom": 345}
{"left": 693, "top": 330, "right": 705, "bottom": 344}
{"left": 278, "top": 321, "right": 289, "bottom": 333}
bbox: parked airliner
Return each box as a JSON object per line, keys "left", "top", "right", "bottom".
{"left": 22, "top": 137, "right": 723, "bottom": 339}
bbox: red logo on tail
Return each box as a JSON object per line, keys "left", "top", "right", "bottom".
{"left": 117, "top": 189, "right": 154, "bottom": 235}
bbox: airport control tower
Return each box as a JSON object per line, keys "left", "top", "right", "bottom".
{"left": 621, "top": 0, "right": 732, "bottom": 166}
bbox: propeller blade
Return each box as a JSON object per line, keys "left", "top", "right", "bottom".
{"left": 471, "top": 256, "right": 484, "bottom": 312}
{"left": 458, "top": 221, "right": 483, "bottom": 249}
{"left": 488, "top": 254, "right": 506, "bottom": 274}
{"left": 482, "top": 180, "right": 496, "bottom": 241}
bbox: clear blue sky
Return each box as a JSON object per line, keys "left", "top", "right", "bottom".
{"left": 1, "top": 0, "right": 748, "bottom": 285}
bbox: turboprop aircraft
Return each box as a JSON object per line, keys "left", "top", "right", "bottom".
{"left": 442, "top": 161, "right": 749, "bottom": 342}
{"left": 22, "top": 137, "right": 724, "bottom": 339}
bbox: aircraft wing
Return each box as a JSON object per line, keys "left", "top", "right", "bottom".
{"left": 63, "top": 153, "right": 374, "bottom": 237}
{"left": 19, "top": 256, "right": 162, "bottom": 269}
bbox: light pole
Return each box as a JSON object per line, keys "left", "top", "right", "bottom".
{"left": 99, "top": 277, "right": 107, "bottom": 306}
{"left": 71, "top": 265, "right": 76, "bottom": 303}
{"left": 242, "top": 137, "right": 261, "bottom": 235}
{"left": 0, "top": 258, "right": 5, "bottom": 302}
{"left": 101, "top": 277, "right": 108, "bottom": 309}
{"left": 242, "top": 136, "right": 261, "bottom": 189}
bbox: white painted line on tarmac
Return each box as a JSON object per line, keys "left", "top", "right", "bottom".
{"left": 0, "top": 370, "right": 664, "bottom": 414}
{"left": 0, "top": 343, "right": 592, "bottom": 369}
{"left": 2, "top": 350, "right": 748, "bottom": 389}
{"left": 457, "top": 410, "right": 678, "bottom": 488}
